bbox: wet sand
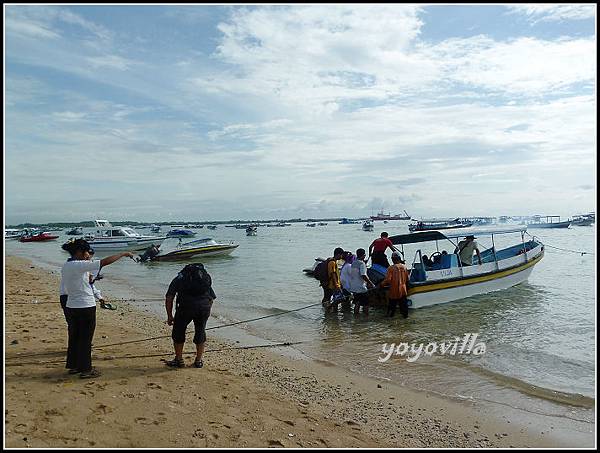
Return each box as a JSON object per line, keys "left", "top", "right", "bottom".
{"left": 4, "top": 256, "right": 593, "bottom": 448}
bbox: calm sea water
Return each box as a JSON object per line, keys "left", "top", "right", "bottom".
{"left": 5, "top": 221, "right": 596, "bottom": 423}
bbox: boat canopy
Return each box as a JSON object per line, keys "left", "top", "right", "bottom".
{"left": 389, "top": 227, "right": 527, "bottom": 245}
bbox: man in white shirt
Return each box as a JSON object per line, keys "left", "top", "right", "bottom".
{"left": 455, "top": 235, "right": 482, "bottom": 266}
{"left": 349, "top": 248, "right": 375, "bottom": 315}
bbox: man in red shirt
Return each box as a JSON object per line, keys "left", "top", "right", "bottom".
{"left": 368, "top": 232, "right": 401, "bottom": 268}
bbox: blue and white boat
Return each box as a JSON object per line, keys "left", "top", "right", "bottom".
{"left": 166, "top": 229, "right": 196, "bottom": 238}
{"left": 376, "top": 227, "right": 545, "bottom": 309}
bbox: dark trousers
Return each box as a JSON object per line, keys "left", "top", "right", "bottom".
{"left": 372, "top": 251, "right": 390, "bottom": 268}
{"left": 388, "top": 297, "right": 409, "bottom": 318}
{"left": 60, "top": 295, "right": 69, "bottom": 324}
{"left": 66, "top": 307, "right": 96, "bottom": 372}
{"left": 322, "top": 286, "right": 334, "bottom": 303}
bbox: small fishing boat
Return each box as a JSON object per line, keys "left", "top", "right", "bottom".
{"left": 246, "top": 225, "right": 258, "bottom": 236}
{"left": 385, "top": 227, "right": 544, "bottom": 309}
{"left": 166, "top": 229, "right": 196, "bottom": 238}
{"left": 527, "top": 215, "right": 571, "bottom": 229}
{"left": 150, "top": 224, "right": 161, "bottom": 233}
{"left": 339, "top": 218, "right": 360, "bottom": 224}
{"left": 408, "top": 218, "right": 472, "bottom": 232}
{"left": 318, "top": 222, "right": 328, "bottom": 226}
{"left": 66, "top": 226, "right": 83, "bottom": 235}
{"left": 85, "top": 220, "right": 166, "bottom": 250}
{"left": 147, "top": 238, "right": 239, "bottom": 261}
{"left": 362, "top": 220, "right": 374, "bottom": 231}
{"left": 207, "top": 225, "right": 217, "bottom": 230}
{"left": 20, "top": 231, "right": 59, "bottom": 242}
{"left": 306, "top": 223, "right": 316, "bottom": 227}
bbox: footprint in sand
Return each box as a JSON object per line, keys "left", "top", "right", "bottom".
{"left": 134, "top": 417, "right": 154, "bottom": 425}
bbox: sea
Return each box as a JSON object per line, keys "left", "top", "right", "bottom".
{"left": 5, "top": 220, "right": 596, "bottom": 429}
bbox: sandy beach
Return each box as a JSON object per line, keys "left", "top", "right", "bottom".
{"left": 4, "top": 255, "right": 593, "bottom": 448}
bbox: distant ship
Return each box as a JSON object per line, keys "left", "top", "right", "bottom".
{"left": 370, "top": 210, "right": 411, "bottom": 221}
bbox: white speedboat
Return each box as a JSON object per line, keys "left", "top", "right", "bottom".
{"left": 378, "top": 227, "right": 544, "bottom": 309}
{"left": 147, "top": 238, "right": 238, "bottom": 261}
{"left": 84, "top": 220, "right": 166, "bottom": 251}
{"left": 5, "top": 228, "right": 23, "bottom": 239}
{"left": 362, "top": 220, "right": 374, "bottom": 231}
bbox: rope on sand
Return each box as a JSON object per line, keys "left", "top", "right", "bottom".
{"left": 5, "top": 302, "right": 322, "bottom": 358}
{"left": 4, "top": 341, "right": 305, "bottom": 367}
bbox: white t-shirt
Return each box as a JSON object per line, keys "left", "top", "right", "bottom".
{"left": 340, "top": 263, "right": 353, "bottom": 291}
{"left": 458, "top": 240, "right": 478, "bottom": 265}
{"left": 61, "top": 260, "right": 102, "bottom": 308}
{"left": 348, "top": 260, "right": 368, "bottom": 293}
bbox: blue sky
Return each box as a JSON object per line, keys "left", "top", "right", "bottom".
{"left": 4, "top": 4, "right": 596, "bottom": 223}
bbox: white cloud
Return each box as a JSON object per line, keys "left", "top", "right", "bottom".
{"left": 507, "top": 4, "right": 596, "bottom": 23}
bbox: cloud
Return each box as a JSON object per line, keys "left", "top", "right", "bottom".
{"left": 507, "top": 5, "right": 596, "bottom": 23}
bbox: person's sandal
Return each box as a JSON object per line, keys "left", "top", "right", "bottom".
{"left": 193, "top": 359, "right": 204, "bottom": 368}
{"left": 165, "top": 357, "right": 185, "bottom": 368}
{"left": 79, "top": 368, "right": 102, "bottom": 379}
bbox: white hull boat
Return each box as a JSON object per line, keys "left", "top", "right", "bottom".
{"left": 84, "top": 220, "right": 166, "bottom": 251}
{"left": 376, "top": 227, "right": 545, "bottom": 309}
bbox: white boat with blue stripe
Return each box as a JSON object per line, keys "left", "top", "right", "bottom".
{"left": 382, "top": 226, "right": 544, "bottom": 309}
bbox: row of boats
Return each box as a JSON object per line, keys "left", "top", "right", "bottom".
{"left": 8, "top": 220, "right": 239, "bottom": 261}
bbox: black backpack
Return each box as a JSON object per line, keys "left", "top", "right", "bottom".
{"left": 313, "top": 259, "right": 331, "bottom": 283}
{"left": 179, "top": 263, "right": 212, "bottom": 296}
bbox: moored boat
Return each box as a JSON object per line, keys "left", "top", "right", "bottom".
{"left": 246, "top": 225, "right": 258, "bottom": 236}
{"left": 383, "top": 227, "right": 544, "bottom": 309}
{"left": 571, "top": 214, "right": 595, "bottom": 227}
{"left": 371, "top": 209, "right": 411, "bottom": 221}
{"left": 5, "top": 228, "right": 23, "bottom": 239}
{"left": 20, "top": 231, "right": 59, "bottom": 242}
{"left": 362, "top": 220, "right": 374, "bottom": 231}
{"left": 527, "top": 215, "right": 571, "bottom": 229}
{"left": 166, "top": 229, "right": 196, "bottom": 238}
{"left": 146, "top": 238, "right": 238, "bottom": 261}
{"left": 409, "top": 218, "right": 472, "bottom": 232}
{"left": 84, "top": 220, "right": 166, "bottom": 250}
{"left": 66, "top": 227, "right": 83, "bottom": 235}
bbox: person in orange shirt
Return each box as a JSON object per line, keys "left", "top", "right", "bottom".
{"left": 380, "top": 251, "right": 410, "bottom": 318}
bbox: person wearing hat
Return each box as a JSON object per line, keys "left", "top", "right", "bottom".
{"left": 455, "top": 235, "right": 482, "bottom": 266}
{"left": 60, "top": 239, "right": 134, "bottom": 378}
{"left": 380, "top": 251, "right": 410, "bottom": 318}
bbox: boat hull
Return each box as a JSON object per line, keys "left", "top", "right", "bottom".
{"left": 527, "top": 221, "right": 571, "bottom": 229}
{"left": 87, "top": 237, "right": 165, "bottom": 251}
{"left": 407, "top": 257, "right": 540, "bottom": 308}
{"left": 20, "top": 234, "right": 59, "bottom": 242}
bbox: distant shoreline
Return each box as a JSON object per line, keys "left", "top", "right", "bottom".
{"left": 6, "top": 217, "right": 375, "bottom": 229}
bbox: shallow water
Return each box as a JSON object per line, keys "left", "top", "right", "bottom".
{"left": 5, "top": 221, "right": 596, "bottom": 424}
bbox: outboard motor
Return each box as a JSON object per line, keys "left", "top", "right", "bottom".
{"left": 138, "top": 244, "right": 160, "bottom": 262}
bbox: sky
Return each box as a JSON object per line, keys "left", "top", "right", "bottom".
{"left": 4, "top": 4, "right": 597, "bottom": 224}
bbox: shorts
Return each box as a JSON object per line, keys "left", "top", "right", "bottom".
{"left": 171, "top": 303, "right": 212, "bottom": 344}
{"left": 353, "top": 292, "right": 369, "bottom": 307}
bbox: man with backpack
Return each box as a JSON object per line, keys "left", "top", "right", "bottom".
{"left": 314, "top": 247, "right": 345, "bottom": 311}
{"left": 165, "top": 263, "right": 217, "bottom": 368}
